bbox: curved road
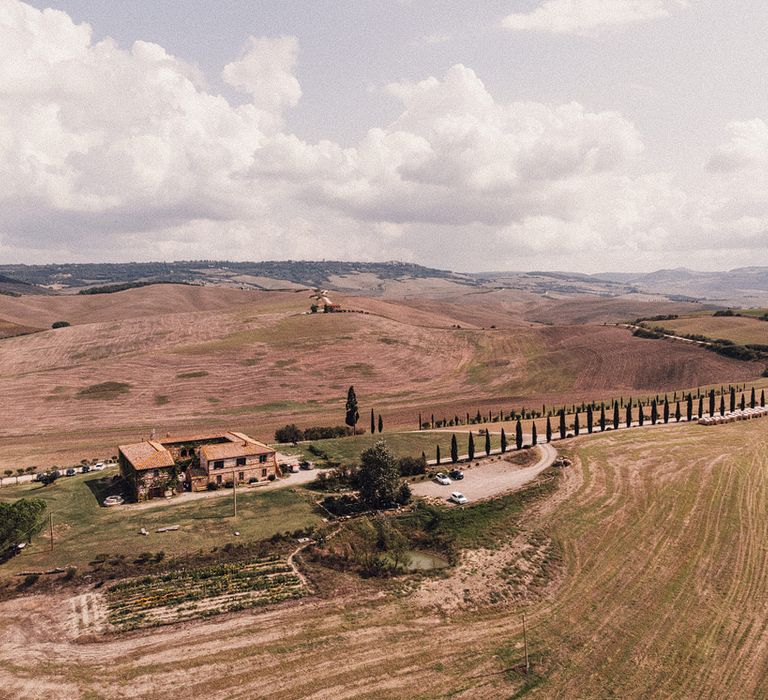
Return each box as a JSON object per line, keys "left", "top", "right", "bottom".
{"left": 412, "top": 441, "right": 558, "bottom": 505}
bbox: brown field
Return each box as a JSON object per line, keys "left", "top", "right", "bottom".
{"left": 0, "top": 317, "right": 42, "bottom": 340}
{"left": 0, "top": 284, "right": 760, "bottom": 469}
{"left": 661, "top": 314, "right": 768, "bottom": 345}
{"left": 2, "top": 419, "right": 768, "bottom": 698}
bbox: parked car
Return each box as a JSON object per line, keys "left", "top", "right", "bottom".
{"left": 103, "top": 495, "right": 124, "bottom": 506}
{"left": 91, "top": 462, "right": 106, "bottom": 471}
{"left": 434, "top": 473, "right": 451, "bottom": 485}
{"left": 65, "top": 468, "right": 77, "bottom": 477}
{"left": 34, "top": 473, "right": 44, "bottom": 482}
{"left": 449, "top": 492, "right": 468, "bottom": 505}
{"left": 299, "top": 461, "right": 315, "bottom": 470}
{"left": 449, "top": 469, "right": 464, "bottom": 480}
{"left": 81, "top": 465, "right": 91, "bottom": 474}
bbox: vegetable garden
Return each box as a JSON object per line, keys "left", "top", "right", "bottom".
{"left": 105, "top": 555, "right": 305, "bottom": 630}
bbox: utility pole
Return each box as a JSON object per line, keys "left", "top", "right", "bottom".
{"left": 49, "top": 512, "right": 54, "bottom": 551}
{"left": 522, "top": 612, "right": 530, "bottom": 674}
{"left": 233, "top": 475, "right": 237, "bottom": 518}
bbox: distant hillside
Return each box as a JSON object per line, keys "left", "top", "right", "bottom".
{"left": 0, "top": 260, "right": 473, "bottom": 294}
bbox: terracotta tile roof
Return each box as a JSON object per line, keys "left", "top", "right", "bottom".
{"left": 201, "top": 439, "right": 274, "bottom": 461}
{"left": 119, "top": 440, "right": 175, "bottom": 471}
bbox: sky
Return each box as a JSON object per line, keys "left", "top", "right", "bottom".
{"left": 1, "top": 0, "right": 767, "bottom": 272}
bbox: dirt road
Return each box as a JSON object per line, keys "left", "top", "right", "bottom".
{"left": 413, "top": 442, "right": 557, "bottom": 504}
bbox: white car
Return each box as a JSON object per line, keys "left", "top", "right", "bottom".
{"left": 103, "top": 495, "right": 124, "bottom": 506}
{"left": 91, "top": 462, "right": 106, "bottom": 471}
{"left": 449, "top": 492, "right": 468, "bottom": 505}
{"left": 434, "top": 473, "right": 451, "bottom": 485}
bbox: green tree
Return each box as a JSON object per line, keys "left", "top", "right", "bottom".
{"left": 762, "top": 389, "right": 766, "bottom": 408}
{"left": 600, "top": 405, "right": 606, "bottom": 432}
{"left": 435, "top": 444, "right": 441, "bottom": 465}
{"left": 651, "top": 400, "right": 658, "bottom": 425}
{"left": 638, "top": 403, "right": 645, "bottom": 426}
{"left": 370, "top": 408, "right": 375, "bottom": 434}
{"left": 531, "top": 421, "right": 538, "bottom": 446}
{"left": 740, "top": 393, "right": 746, "bottom": 411}
{"left": 675, "top": 401, "right": 681, "bottom": 422}
{"left": 357, "top": 441, "right": 402, "bottom": 509}
{"left": 687, "top": 394, "right": 693, "bottom": 422}
{"left": 751, "top": 387, "right": 757, "bottom": 409}
{"left": 613, "top": 402, "right": 620, "bottom": 430}
{"left": 485, "top": 429, "right": 491, "bottom": 456}
{"left": 450, "top": 434, "right": 458, "bottom": 463}
{"left": 720, "top": 394, "right": 725, "bottom": 416}
{"left": 625, "top": 402, "right": 632, "bottom": 428}
{"left": 709, "top": 389, "right": 715, "bottom": 417}
{"left": 345, "top": 386, "right": 360, "bottom": 434}
{"left": 468, "top": 432, "right": 475, "bottom": 461}
{"left": 698, "top": 395, "right": 704, "bottom": 419}
{"left": 663, "top": 398, "right": 670, "bottom": 424}
{"left": 546, "top": 417, "right": 552, "bottom": 443}
{"left": 559, "top": 410, "right": 566, "bottom": 439}
{"left": 378, "top": 414, "right": 383, "bottom": 433}
{"left": 500, "top": 427, "right": 508, "bottom": 453}
{"left": 516, "top": 419, "right": 524, "bottom": 450}
{"left": 587, "top": 405, "right": 593, "bottom": 434}
{"left": 730, "top": 386, "right": 736, "bottom": 412}
{"left": 574, "top": 411, "right": 580, "bottom": 436}
{"left": 0, "top": 498, "right": 47, "bottom": 549}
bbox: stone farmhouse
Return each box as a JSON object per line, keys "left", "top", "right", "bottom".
{"left": 118, "top": 431, "right": 280, "bottom": 502}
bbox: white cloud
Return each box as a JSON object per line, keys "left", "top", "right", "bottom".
{"left": 0, "top": 0, "right": 765, "bottom": 272}
{"left": 501, "top": 0, "right": 691, "bottom": 36}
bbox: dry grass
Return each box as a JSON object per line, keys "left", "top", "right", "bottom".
{"left": 661, "top": 314, "right": 768, "bottom": 345}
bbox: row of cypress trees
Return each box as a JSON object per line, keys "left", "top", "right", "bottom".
{"left": 431, "top": 386, "right": 767, "bottom": 464}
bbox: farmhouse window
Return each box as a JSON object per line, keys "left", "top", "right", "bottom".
{"left": 262, "top": 468, "right": 267, "bottom": 477}
{"left": 216, "top": 475, "right": 222, "bottom": 484}
{"left": 238, "top": 471, "right": 244, "bottom": 481}
{"left": 259, "top": 455, "right": 267, "bottom": 463}
{"left": 236, "top": 457, "right": 246, "bottom": 466}
{"left": 213, "top": 460, "right": 224, "bottom": 470}
{"left": 153, "top": 469, "right": 159, "bottom": 477}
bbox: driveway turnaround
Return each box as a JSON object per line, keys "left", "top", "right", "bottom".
{"left": 411, "top": 442, "right": 557, "bottom": 505}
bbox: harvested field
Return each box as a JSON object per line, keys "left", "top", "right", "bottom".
{"left": 661, "top": 313, "right": 768, "bottom": 345}
{"left": 0, "top": 284, "right": 759, "bottom": 470}
{"left": 2, "top": 420, "right": 768, "bottom": 697}
{"left": 0, "top": 317, "right": 42, "bottom": 339}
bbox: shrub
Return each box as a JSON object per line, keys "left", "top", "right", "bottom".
{"left": 51, "top": 320, "right": 70, "bottom": 329}
{"left": 23, "top": 573, "right": 39, "bottom": 587}
{"left": 268, "top": 474, "right": 276, "bottom": 481}
{"left": 398, "top": 455, "right": 427, "bottom": 476}
{"left": 274, "top": 424, "right": 303, "bottom": 444}
{"left": 207, "top": 482, "right": 219, "bottom": 491}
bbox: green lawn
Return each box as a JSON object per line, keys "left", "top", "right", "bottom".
{"left": 279, "top": 430, "right": 502, "bottom": 465}
{"left": 0, "top": 468, "right": 320, "bottom": 578}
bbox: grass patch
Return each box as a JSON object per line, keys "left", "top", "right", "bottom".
{"left": 0, "top": 471, "right": 321, "bottom": 578}
{"left": 76, "top": 381, "right": 131, "bottom": 400}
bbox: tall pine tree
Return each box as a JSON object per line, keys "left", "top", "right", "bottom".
{"left": 485, "top": 429, "right": 491, "bottom": 456}
{"left": 639, "top": 403, "right": 645, "bottom": 426}
{"left": 532, "top": 421, "right": 538, "bottom": 445}
{"left": 370, "top": 408, "right": 375, "bottom": 434}
{"left": 378, "top": 414, "right": 383, "bottom": 433}
{"left": 546, "top": 416, "right": 553, "bottom": 443}
{"left": 500, "top": 427, "right": 508, "bottom": 453}
{"left": 450, "top": 434, "right": 458, "bottom": 463}
{"left": 626, "top": 401, "right": 632, "bottom": 428}
{"left": 516, "top": 418, "right": 524, "bottom": 450}
{"left": 651, "top": 399, "right": 658, "bottom": 425}
{"left": 663, "top": 398, "right": 670, "bottom": 424}
{"left": 600, "top": 405, "right": 606, "bottom": 432}
{"left": 613, "top": 402, "right": 620, "bottom": 430}
{"left": 686, "top": 394, "right": 693, "bottom": 422}
{"left": 709, "top": 389, "right": 716, "bottom": 417}
{"left": 468, "top": 432, "right": 475, "bottom": 461}
{"left": 574, "top": 411, "right": 580, "bottom": 436}
{"left": 435, "top": 445, "right": 441, "bottom": 465}
{"left": 559, "top": 409, "right": 567, "bottom": 439}
{"left": 587, "top": 405, "right": 594, "bottom": 434}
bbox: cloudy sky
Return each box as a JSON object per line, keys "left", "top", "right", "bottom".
{"left": 2, "top": 0, "right": 767, "bottom": 272}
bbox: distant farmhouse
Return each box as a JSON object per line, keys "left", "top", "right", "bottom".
{"left": 118, "top": 431, "right": 279, "bottom": 501}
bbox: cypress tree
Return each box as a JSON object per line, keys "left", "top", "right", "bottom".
{"left": 709, "top": 390, "right": 716, "bottom": 417}
{"left": 559, "top": 410, "right": 566, "bottom": 439}
{"left": 516, "top": 419, "right": 524, "bottom": 450}
{"left": 651, "top": 399, "right": 658, "bottom": 425}
{"left": 500, "top": 428, "right": 508, "bottom": 453}
{"left": 370, "top": 408, "right": 375, "bottom": 435}
{"left": 532, "top": 422, "right": 538, "bottom": 445}
{"left": 587, "top": 405, "right": 594, "bottom": 433}
{"left": 730, "top": 386, "right": 736, "bottom": 412}
{"left": 720, "top": 394, "right": 725, "bottom": 416}
{"left": 600, "top": 405, "right": 606, "bottom": 432}
{"left": 675, "top": 401, "right": 681, "bottom": 422}
{"left": 546, "top": 416, "right": 553, "bottom": 442}
{"left": 663, "top": 398, "right": 670, "bottom": 424}
{"left": 740, "top": 393, "right": 746, "bottom": 411}
{"left": 345, "top": 386, "right": 360, "bottom": 434}
{"left": 378, "top": 414, "right": 383, "bottom": 433}
{"left": 431, "top": 413, "right": 435, "bottom": 429}
{"left": 468, "top": 432, "right": 475, "bottom": 461}
{"left": 574, "top": 411, "right": 580, "bottom": 436}
{"left": 485, "top": 429, "right": 491, "bottom": 456}
{"left": 751, "top": 387, "right": 757, "bottom": 409}
{"left": 698, "top": 396, "right": 703, "bottom": 419}
{"left": 639, "top": 403, "right": 645, "bottom": 426}
{"left": 436, "top": 445, "right": 441, "bottom": 465}
{"left": 450, "top": 434, "right": 458, "bottom": 463}
{"left": 613, "top": 402, "right": 620, "bottom": 430}
{"left": 762, "top": 389, "right": 766, "bottom": 408}
{"left": 687, "top": 394, "right": 693, "bottom": 422}
{"left": 626, "top": 401, "right": 632, "bottom": 429}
